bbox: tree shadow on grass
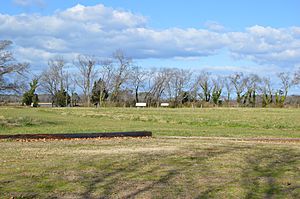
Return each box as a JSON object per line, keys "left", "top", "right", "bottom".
{"left": 4, "top": 142, "right": 299, "bottom": 199}
{"left": 80, "top": 154, "right": 173, "bottom": 198}
{"left": 241, "top": 148, "right": 300, "bottom": 199}
{"left": 192, "top": 145, "right": 300, "bottom": 199}
{"left": 79, "top": 145, "right": 248, "bottom": 198}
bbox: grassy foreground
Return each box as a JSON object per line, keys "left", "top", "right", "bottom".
{"left": 0, "top": 107, "right": 300, "bottom": 138}
{"left": 0, "top": 137, "right": 299, "bottom": 198}
{"left": 1, "top": 107, "right": 300, "bottom": 198}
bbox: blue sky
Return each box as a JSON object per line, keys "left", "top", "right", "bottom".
{"left": 2, "top": 0, "right": 300, "bottom": 29}
{"left": 0, "top": 0, "right": 300, "bottom": 83}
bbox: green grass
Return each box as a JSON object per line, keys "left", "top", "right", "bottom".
{"left": 0, "top": 137, "right": 299, "bottom": 198}
{"left": 0, "top": 107, "right": 300, "bottom": 138}
{"left": 1, "top": 107, "right": 300, "bottom": 198}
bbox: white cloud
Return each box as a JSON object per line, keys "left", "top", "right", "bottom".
{"left": 58, "top": 4, "right": 147, "bottom": 29}
{"left": 1, "top": 4, "right": 300, "bottom": 71}
{"left": 0, "top": 4, "right": 227, "bottom": 62}
{"left": 204, "top": 21, "right": 225, "bottom": 32}
{"left": 228, "top": 25, "right": 300, "bottom": 65}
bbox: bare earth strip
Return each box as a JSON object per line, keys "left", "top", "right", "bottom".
{"left": 160, "top": 136, "right": 300, "bottom": 143}
{"left": 3, "top": 135, "right": 299, "bottom": 143}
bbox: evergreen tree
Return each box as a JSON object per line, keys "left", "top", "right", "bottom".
{"left": 179, "top": 91, "right": 190, "bottom": 104}
{"left": 91, "top": 78, "right": 109, "bottom": 107}
{"left": 53, "top": 89, "right": 70, "bottom": 107}
{"left": 22, "top": 79, "right": 39, "bottom": 106}
{"left": 212, "top": 88, "right": 222, "bottom": 105}
{"left": 275, "top": 90, "right": 285, "bottom": 107}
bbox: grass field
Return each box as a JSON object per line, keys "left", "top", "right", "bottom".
{"left": 1, "top": 107, "right": 300, "bottom": 137}
{"left": 0, "top": 107, "right": 300, "bottom": 198}
{"left": 1, "top": 137, "right": 299, "bottom": 198}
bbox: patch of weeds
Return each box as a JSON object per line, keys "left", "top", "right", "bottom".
{"left": 87, "top": 114, "right": 105, "bottom": 119}
{"left": 36, "top": 182, "right": 55, "bottom": 192}
{"left": 262, "top": 123, "right": 292, "bottom": 130}
{"left": 273, "top": 123, "right": 292, "bottom": 129}
{"left": 147, "top": 117, "right": 159, "bottom": 122}
{"left": 0, "top": 116, "right": 41, "bottom": 128}
{"left": 19, "top": 117, "right": 38, "bottom": 126}
{"left": 131, "top": 116, "right": 141, "bottom": 121}
{"left": 224, "top": 122, "right": 253, "bottom": 128}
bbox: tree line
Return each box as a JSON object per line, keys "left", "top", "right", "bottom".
{"left": 1, "top": 40, "right": 300, "bottom": 107}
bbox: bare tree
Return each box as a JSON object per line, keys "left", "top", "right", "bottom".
{"left": 110, "top": 50, "right": 132, "bottom": 102}
{"left": 197, "top": 71, "right": 213, "bottom": 102}
{"left": 166, "top": 68, "right": 192, "bottom": 106}
{"left": 260, "top": 77, "right": 273, "bottom": 107}
{"left": 74, "top": 55, "right": 97, "bottom": 107}
{"left": 276, "top": 72, "right": 293, "bottom": 106}
{"left": 143, "top": 68, "right": 157, "bottom": 106}
{"left": 155, "top": 68, "right": 173, "bottom": 106}
{"left": 211, "top": 76, "right": 223, "bottom": 106}
{"left": 0, "top": 40, "right": 29, "bottom": 93}
{"left": 293, "top": 68, "right": 300, "bottom": 86}
{"left": 165, "top": 70, "right": 176, "bottom": 104}
{"left": 230, "top": 72, "right": 248, "bottom": 105}
{"left": 224, "top": 76, "right": 233, "bottom": 105}
{"left": 40, "top": 56, "right": 66, "bottom": 104}
{"left": 99, "top": 59, "right": 114, "bottom": 95}
{"left": 144, "top": 68, "right": 172, "bottom": 107}
{"left": 244, "top": 74, "right": 261, "bottom": 107}
{"left": 175, "top": 69, "right": 192, "bottom": 106}
{"left": 69, "top": 75, "right": 77, "bottom": 107}
{"left": 130, "top": 65, "right": 148, "bottom": 103}
{"left": 64, "top": 71, "right": 71, "bottom": 106}
{"left": 189, "top": 74, "right": 200, "bottom": 106}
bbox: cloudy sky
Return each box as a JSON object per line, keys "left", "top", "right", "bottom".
{"left": 1, "top": 0, "right": 300, "bottom": 77}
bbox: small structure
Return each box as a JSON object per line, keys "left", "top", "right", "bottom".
{"left": 31, "top": 102, "right": 53, "bottom": 107}
{"left": 161, "top": 103, "right": 169, "bottom": 107}
{"left": 39, "top": 103, "right": 53, "bottom": 107}
{"left": 136, "top": 102, "right": 147, "bottom": 107}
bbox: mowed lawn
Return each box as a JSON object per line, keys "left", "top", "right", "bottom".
{"left": 0, "top": 137, "right": 299, "bottom": 198}
{"left": 0, "top": 107, "right": 300, "bottom": 138}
